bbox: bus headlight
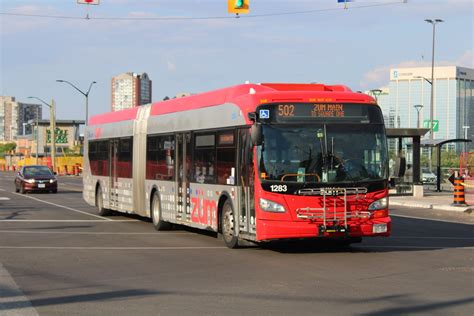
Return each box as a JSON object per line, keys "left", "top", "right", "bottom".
{"left": 368, "top": 197, "right": 388, "bottom": 211}
{"left": 259, "top": 198, "right": 286, "bottom": 213}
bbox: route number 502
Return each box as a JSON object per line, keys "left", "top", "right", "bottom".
{"left": 278, "top": 104, "right": 295, "bottom": 117}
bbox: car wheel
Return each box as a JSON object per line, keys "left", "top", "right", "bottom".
{"left": 222, "top": 200, "right": 239, "bottom": 249}
{"left": 96, "top": 186, "right": 110, "bottom": 216}
{"left": 151, "top": 191, "right": 171, "bottom": 231}
{"left": 52, "top": 189, "right": 58, "bottom": 194}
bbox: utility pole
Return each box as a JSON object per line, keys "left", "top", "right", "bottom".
{"left": 35, "top": 106, "right": 39, "bottom": 165}
{"left": 50, "top": 99, "right": 56, "bottom": 172}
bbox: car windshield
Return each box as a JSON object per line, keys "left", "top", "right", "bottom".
{"left": 258, "top": 124, "right": 388, "bottom": 184}
{"left": 23, "top": 166, "right": 53, "bottom": 177}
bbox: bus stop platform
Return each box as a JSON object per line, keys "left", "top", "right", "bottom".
{"left": 390, "top": 191, "right": 473, "bottom": 213}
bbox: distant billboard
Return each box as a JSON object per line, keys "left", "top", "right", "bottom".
{"left": 77, "top": 0, "right": 100, "bottom": 5}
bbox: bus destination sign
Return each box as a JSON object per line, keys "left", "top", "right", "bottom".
{"left": 272, "top": 103, "right": 368, "bottom": 121}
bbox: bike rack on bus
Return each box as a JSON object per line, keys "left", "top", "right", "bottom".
{"left": 295, "top": 187, "right": 369, "bottom": 236}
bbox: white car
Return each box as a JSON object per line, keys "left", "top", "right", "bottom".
{"left": 422, "top": 168, "right": 437, "bottom": 184}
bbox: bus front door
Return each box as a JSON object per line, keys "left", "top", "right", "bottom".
{"left": 176, "top": 133, "right": 191, "bottom": 222}
{"left": 109, "top": 139, "right": 119, "bottom": 209}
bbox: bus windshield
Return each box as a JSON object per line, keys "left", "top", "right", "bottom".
{"left": 258, "top": 124, "right": 388, "bottom": 184}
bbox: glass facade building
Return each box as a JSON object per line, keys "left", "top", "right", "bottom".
{"left": 372, "top": 66, "right": 473, "bottom": 152}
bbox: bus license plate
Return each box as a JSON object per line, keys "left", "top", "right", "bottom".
{"left": 38, "top": 183, "right": 45, "bottom": 188}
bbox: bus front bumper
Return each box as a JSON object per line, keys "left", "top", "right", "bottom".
{"left": 256, "top": 217, "right": 391, "bottom": 241}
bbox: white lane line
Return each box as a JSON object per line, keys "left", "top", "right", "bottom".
{"left": 0, "top": 197, "right": 10, "bottom": 200}
{"left": 356, "top": 245, "right": 474, "bottom": 250}
{"left": 10, "top": 192, "right": 113, "bottom": 221}
{"left": 391, "top": 213, "right": 474, "bottom": 225}
{"left": 59, "top": 182, "right": 82, "bottom": 187}
{"left": 0, "top": 263, "right": 39, "bottom": 316}
{"left": 390, "top": 236, "right": 474, "bottom": 240}
{"left": 0, "top": 246, "right": 226, "bottom": 250}
{"left": 0, "top": 220, "right": 138, "bottom": 222}
{"left": 0, "top": 189, "right": 5, "bottom": 191}
{"left": 0, "top": 230, "right": 189, "bottom": 235}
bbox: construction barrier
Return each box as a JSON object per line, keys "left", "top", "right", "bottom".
{"left": 452, "top": 171, "right": 467, "bottom": 206}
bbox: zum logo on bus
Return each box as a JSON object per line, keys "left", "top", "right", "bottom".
{"left": 191, "top": 197, "right": 217, "bottom": 226}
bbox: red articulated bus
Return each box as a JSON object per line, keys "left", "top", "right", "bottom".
{"left": 84, "top": 83, "right": 391, "bottom": 248}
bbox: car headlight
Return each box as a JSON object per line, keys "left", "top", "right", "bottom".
{"left": 368, "top": 197, "right": 388, "bottom": 211}
{"left": 259, "top": 198, "right": 286, "bottom": 213}
{"left": 25, "top": 179, "right": 35, "bottom": 184}
{"left": 49, "top": 179, "right": 57, "bottom": 183}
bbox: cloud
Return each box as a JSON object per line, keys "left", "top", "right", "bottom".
{"left": 458, "top": 49, "right": 474, "bottom": 68}
{"left": 360, "top": 49, "right": 474, "bottom": 89}
{"left": 1, "top": 5, "right": 57, "bottom": 34}
{"left": 167, "top": 60, "right": 176, "bottom": 72}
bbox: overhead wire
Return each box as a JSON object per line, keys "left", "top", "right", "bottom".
{"left": 0, "top": 1, "right": 407, "bottom": 21}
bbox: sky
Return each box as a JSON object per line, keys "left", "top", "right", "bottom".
{"left": 1, "top": 0, "right": 473, "bottom": 122}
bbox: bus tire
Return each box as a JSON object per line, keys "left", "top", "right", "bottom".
{"left": 222, "top": 200, "right": 239, "bottom": 249}
{"left": 96, "top": 185, "right": 110, "bottom": 216}
{"left": 151, "top": 191, "right": 171, "bottom": 231}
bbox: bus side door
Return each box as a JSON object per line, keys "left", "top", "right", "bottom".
{"left": 109, "top": 139, "right": 119, "bottom": 209}
{"left": 176, "top": 133, "right": 191, "bottom": 222}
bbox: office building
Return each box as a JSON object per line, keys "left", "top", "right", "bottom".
{"left": 369, "top": 66, "right": 473, "bottom": 152}
{"left": 111, "top": 72, "right": 152, "bottom": 111}
{"left": 0, "top": 96, "right": 42, "bottom": 141}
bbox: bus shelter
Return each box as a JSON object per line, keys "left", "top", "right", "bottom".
{"left": 386, "top": 128, "right": 429, "bottom": 187}
{"left": 421, "top": 138, "right": 473, "bottom": 192}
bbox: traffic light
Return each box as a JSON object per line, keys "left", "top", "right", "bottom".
{"left": 228, "top": 0, "right": 249, "bottom": 14}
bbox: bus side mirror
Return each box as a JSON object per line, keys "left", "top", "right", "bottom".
{"left": 250, "top": 123, "right": 262, "bottom": 146}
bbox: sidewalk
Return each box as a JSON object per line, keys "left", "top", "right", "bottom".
{"left": 390, "top": 191, "right": 473, "bottom": 213}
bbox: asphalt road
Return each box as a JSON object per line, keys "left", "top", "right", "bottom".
{"left": 0, "top": 173, "right": 473, "bottom": 315}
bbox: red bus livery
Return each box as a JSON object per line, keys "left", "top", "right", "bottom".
{"left": 84, "top": 83, "right": 391, "bottom": 248}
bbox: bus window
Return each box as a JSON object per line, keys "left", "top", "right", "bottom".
{"left": 89, "top": 140, "right": 109, "bottom": 176}
{"left": 118, "top": 138, "right": 133, "bottom": 178}
{"left": 194, "top": 133, "right": 216, "bottom": 184}
{"left": 146, "top": 135, "right": 175, "bottom": 181}
{"left": 217, "top": 131, "right": 236, "bottom": 185}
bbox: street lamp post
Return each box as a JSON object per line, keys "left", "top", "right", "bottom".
{"left": 424, "top": 18, "right": 444, "bottom": 140}
{"left": 369, "top": 89, "right": 382, "bottom": 103}
{"left": 414, "top": 104, "right": 424, "bottom": 128}
{"left": 28, "top": 97, "right": 56, "bottom": 171}
{"left": 56, "top": 80, "right": 96, "bottom": 126}
{"left": 463, "top": 126, "right": 470, "bottom": 153}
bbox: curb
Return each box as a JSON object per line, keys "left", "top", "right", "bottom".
{"left": 390, "top": 200, "right": 472, "bottom": 213}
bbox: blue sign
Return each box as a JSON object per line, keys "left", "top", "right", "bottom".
{"left": 259, "top": 109, "right": 270, "bottom": 119}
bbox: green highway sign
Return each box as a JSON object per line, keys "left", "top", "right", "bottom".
{"left": 423, "top": 119, "right": 439, "bottom": 132}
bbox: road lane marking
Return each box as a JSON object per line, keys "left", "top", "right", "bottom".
{"left": 390, "top": 236, "right": 474, "bottom": 240}
{"left": 0, "top": 197, "right": 10, "bottom": 200}
{"left": 0, "top": 246, "right": 226, "bottom": 250}
{"left": 0, "top": 263, "right": 39, "bottom": 315}
{"left": 0, "top": 230, "right": 189, "bottom": 235}
{"left": 391, "top": 213, "right": 474, "bottom": 225}
{"left": 59, "top": 182, "right": 82, "bottom": 186}
{"left": 10, "top": 192, "right": 113, "bottom": 221}
{"left": 356, "top": 245, "right": 474, "bottom": 250}
{"left": 0, "top": 220, "right": 138, "bottom": 222}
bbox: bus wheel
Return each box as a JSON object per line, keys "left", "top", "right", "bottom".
{"left": 151, "top": 191, "right": 171, "bottom": 231}
{"left": 222, "top": 200, "right": 239, "bottom": 249}
{"left": 96, "top": 186, "right": 110, "bottom": 216}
